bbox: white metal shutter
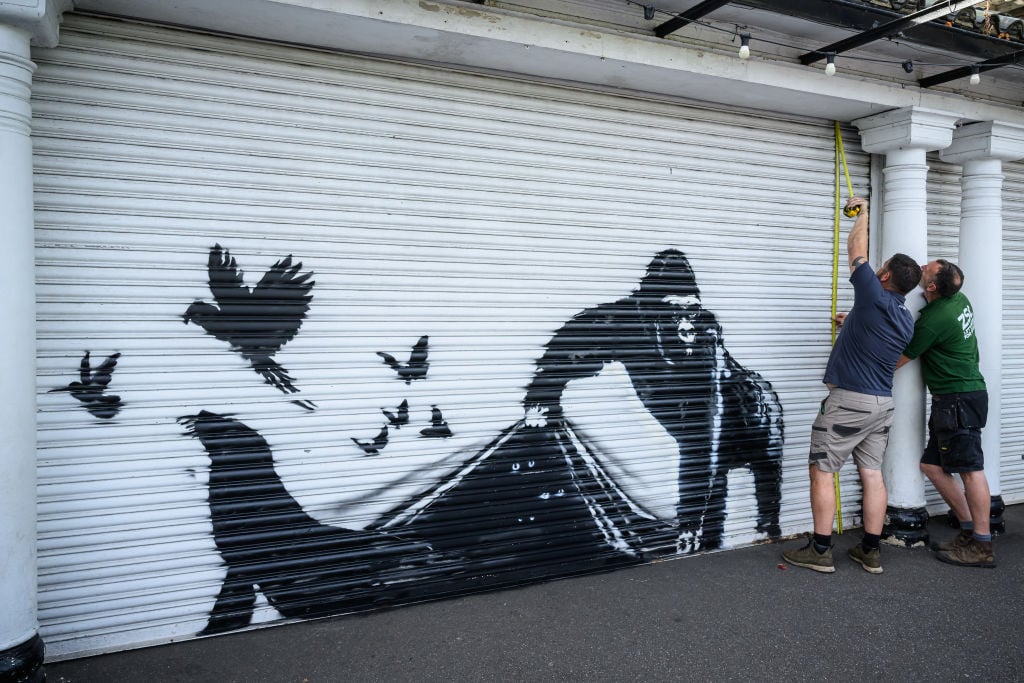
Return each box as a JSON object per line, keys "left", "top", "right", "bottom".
{"left": 1001, "top": 161, "right": 1024, "bottom": 503}
{"left": 927, "top": 155, "right": 963, "bottom": 262}
{"left": 32, "top": 14, "right": 870, "bottom": 658}
{"left": 925, "top": 154, "right": 963, "bottom": 511}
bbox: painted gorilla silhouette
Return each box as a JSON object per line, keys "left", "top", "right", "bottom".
{"left": 523, "top": 249, "right": 783, "bottom": 551}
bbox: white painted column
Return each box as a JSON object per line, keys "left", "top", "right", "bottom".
{"left": 0, "top": 2, "right": 67, "bottom": 679}
{"left": 0, "top": 20, "right": 43, "bottom": 682}
{"left": 853, "top": 107, "right": 959, "bottom": 546}
{"left": 941, "top": 121, "right": 1024, "bottom": 533}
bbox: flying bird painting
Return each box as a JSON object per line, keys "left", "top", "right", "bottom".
{"left": 352, "top": 425, "right": 390, "bottom": 455}
{"left": 382, "top": 399, "right": 410, "bottom": 429}
{"left": 419, "top": 405, "right": 453, "bottom": 439}
{"left": 183, "top": 244, "right": 315, "bottom": 406}
{"left": 49, "top": 351, "right": 123, "bottom": 419}
{"left": 377, "top": 335, "right": 429, "bottom": 384}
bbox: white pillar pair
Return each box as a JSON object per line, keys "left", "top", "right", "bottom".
{"left": 943, "top": 122, "right": 1024, "bottom": 532}
{"left": 853, "top": 107, "right": 1024, "bottom": 544}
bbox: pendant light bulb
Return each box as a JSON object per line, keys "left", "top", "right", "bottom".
{"left": 738, "top": 34, "right": 750, "bottom": 60}
{"left": 969, "top": 65, "right": 981, "bottom": 85}
{"left": 824, "top": 54, "right": 836, "bottom": 76}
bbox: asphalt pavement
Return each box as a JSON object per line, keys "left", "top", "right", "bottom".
{"left": 46, "top": 505, "right": 1024, "bottom": 682}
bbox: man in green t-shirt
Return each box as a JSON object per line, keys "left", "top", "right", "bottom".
{"left": 897, "top": 259, "right": 994, "bottom": 568}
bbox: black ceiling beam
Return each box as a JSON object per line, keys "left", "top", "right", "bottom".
{"left": 798, "top": 0, "right": 985, "bottom": 64}
{"left": 732, "top": 0, "right": 1016, "bottom": 62}
{"left": 918, "top": 47, "right": 1024, "bottom": 87}
{"left": 655, "top": 0, "right": 732, "bottom": 38}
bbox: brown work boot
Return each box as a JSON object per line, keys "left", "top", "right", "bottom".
{"left": 934, "top": 528, "right": 972, "bottom": 552}
{"left": 936, "top": 538, "right": 996, "bottom": 568}
{"left": 782, "top": 540, "right": 835, "bottom": 573}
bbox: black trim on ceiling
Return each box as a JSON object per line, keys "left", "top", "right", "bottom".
{"left": 918, "top": 47, "right": 1024, "bottom": 86}
{"left": 798, "top": 0, "right": 986, "bottom": 64}
{"left": 655, "top": 0, "right": 732, "bottom": 38}
{"left": 731, "top": 0, "right": 1021, "bottom": 61}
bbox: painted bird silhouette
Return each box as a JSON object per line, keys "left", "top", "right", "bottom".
{"left": 50, "top": 351, "right": 123, "bottom": 419}
{"left": 352, "top": 425, "right": 390, "bottom": 455}
{"left": 419, "top": 405, "right": 453, "bottom": 439}
{"left": 377, "top": 336, "right": 429, "bottom": 384}
{"left": 184, "top": 245, "right": 314, "bottom": 401}
{"left": 382, "top": 399, "right": 410, "bottom": 429}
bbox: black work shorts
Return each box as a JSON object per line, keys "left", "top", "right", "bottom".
{"left": 921, "top": 390, "right": 988, "bottom": 474}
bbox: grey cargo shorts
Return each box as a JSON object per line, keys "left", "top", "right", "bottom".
{"left": 809, "top": 386, "right": 894, "bottom": 473}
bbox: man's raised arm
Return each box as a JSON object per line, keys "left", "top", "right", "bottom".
{"left": 845, "top": 197, "right": 869, "bottom": 273}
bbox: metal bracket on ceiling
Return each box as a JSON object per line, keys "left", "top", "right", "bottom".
{"left": 654, "top": 0, "right": 732, "bottom": 38}
{"left": 918, "top": 47, "right": 1024, "bottom": 87}
{"left": 798, "top": 0, "right": 988, "bottom": 64}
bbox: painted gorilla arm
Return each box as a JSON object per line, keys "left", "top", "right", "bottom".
{"left": 523, "top": 301, "right": 631, "bottom": 425}
{"left": 712, "top": 344, "right": 784, "bottom": 540}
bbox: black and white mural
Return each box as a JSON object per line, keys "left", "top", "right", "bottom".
{"left": 48, "top": 244, "right": 784, "bottom": 636}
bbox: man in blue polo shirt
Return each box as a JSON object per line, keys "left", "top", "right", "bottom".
{"left": 783, "top": 197, "right": 921, "bottom": 574}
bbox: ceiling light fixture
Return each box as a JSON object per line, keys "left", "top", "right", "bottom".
{"left": 738, "top": 33, "right": 751, "bottom": 59}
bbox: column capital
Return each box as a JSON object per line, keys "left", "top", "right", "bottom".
{"left": 851, "top": 107, "right": 960, "bottom": 155}
{"left": 940, "top": 120, "right": 1024, "bottom": 165}
{"left": 0, "top": 0, "right": 72, "bottom": 48}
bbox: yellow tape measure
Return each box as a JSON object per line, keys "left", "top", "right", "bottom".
{"left": 831, "top": 121, "right": 852, "bottom": 534}
{"left": 835, "top": 122, "right": 860, "bottom": 218}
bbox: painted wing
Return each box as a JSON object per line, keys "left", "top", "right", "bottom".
{"left": 408, "top": 336, "right": 429, "bottom": 366}
{"left": 251, "top": 255, "right": 315, "bottom": 346}
{"left": 91, "top": 352, "right": 121, "bottom": 388}
{"left": 206, "top": 244, "right": 250, "bottom": 303}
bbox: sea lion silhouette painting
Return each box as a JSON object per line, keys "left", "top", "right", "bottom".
{"left": 523, "top": 249, "right": 783, "bottom": 552}
{"left": 181, "top": 411, "right": 439, "bottom": 634}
